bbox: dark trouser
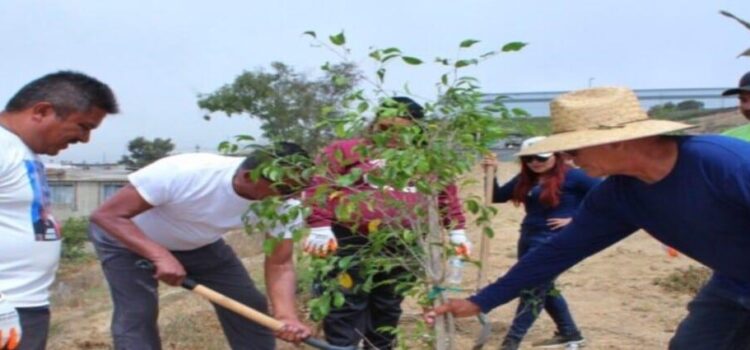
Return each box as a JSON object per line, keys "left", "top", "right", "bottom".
{"left": 322, "top": 226, "right": 407, "bottom": 350}
{"left": 506, "top": 231, "right": 580, "bottom": 341}
{"left": 16, "top": 306, "right": 50, "bottom": 350}
{"left": 669, "top": 275, "right": 750, "bottom": 350}
{"left": 89, "top": 224, "right": 274, "bottom": 350}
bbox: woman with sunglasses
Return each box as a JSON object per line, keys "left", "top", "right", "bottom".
{"left": 487, "top": 136, "right": 601, "bottom": 350}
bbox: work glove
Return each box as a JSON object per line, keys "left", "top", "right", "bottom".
{"left": 303, "top": 227, "right": 338, "bottom": 257}
{"left": 449, "top": 229, "right": 472, "bottom": 257}
{"left": 0, "top": 293, "right": 20, "bottom": 350}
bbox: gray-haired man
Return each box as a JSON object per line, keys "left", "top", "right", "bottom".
{"left": 0, "top": 71, "right": 119, "bottom": 349}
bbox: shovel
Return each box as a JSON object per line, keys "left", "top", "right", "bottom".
{"left": 471, "top": 158, "right": 496, "bottom": 350}
{"left": 135, "top": 260, "right": 355, "bottom": 350}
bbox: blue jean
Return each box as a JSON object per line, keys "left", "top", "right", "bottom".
{"left": 669, "top": 274, "right": 750, "bottom": 350}
{"left": 506, "top": 231, "right": 580, "bottom": 341}
{"left": 16, "top": 306, "right": 49, "bottom": 350}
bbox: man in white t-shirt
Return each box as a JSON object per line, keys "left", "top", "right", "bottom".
{"left": 89, "top": 143, "right": 312, "bottom": 350}
{"left": 0, "top": 71, "right": 119, "bottom": 350}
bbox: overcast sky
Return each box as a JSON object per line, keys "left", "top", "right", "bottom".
{"left": 1, "top": 0, "right": 748, "bottom": 163}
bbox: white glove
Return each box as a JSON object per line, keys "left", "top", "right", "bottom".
{"left": 303, "top": 227, "right": 338, "bottom": 257}
{"left": 449, "top": 229, "right": 472, "bottom": 257}
{"left": 0, "top": 293, "right": 21, "bottom": 349}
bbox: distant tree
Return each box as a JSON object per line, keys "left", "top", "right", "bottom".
{"left": 197, "top": 61, "right": 361, "bottom": 152}
{"left": 676, "top": 100, "right": 704, "bottom": 111}
{"left": 648, "top": 102, "right": 676, "bottom": 117}
{"left": 60, "top": 217, "right": 90, "bottom": 262}
{"left": 119, "top": 137, "right": 175, "bottom": 170}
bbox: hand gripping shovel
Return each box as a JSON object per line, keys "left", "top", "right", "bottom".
{"left": 135, "top": 260, "right": 355, "bottom": 350}
{"left": 471, "top": 160, "right": 496, "bottom": 350}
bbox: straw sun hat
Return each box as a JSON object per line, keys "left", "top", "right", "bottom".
{"left": 516, "top": 87, "right": 695, "bottom": 156}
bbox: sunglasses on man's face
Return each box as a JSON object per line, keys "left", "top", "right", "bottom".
{"left": 520, "top": 155, "right": 552, "bottom": 163}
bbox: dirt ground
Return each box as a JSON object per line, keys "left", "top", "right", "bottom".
{"left": 47, "top": 161, "right": 704, "bottom": 350}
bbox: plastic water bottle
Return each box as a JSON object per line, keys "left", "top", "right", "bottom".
{"left": 446, "top": 256, "right": 464, "bottom": 285}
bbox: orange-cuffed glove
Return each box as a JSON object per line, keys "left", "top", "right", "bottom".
{"left": 303, "top": 227, "right": 338, "bottom": 257}
{"left": 0, "top": 293, "right": 21, "bottom": 350}
{"left": 449, "top": 229, "right": 472, "bottom": 257}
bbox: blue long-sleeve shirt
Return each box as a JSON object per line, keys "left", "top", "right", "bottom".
{"left": 470, "top": 135, "right": 750, "bottom": 312}
{"left": 494, "top": 168, "right": 601, "bottom": 234}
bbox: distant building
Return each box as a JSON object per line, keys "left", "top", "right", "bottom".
{"left": 46, "top": 163, "right": 130, "bottom": 222}
{"left": 483, "top": 88, "right": 735, "bottom": 117}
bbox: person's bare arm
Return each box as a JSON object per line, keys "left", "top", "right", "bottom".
{"left": 264, "top": 237, "right": 310, "bottom": 342}
{"left": 90, "top": 184, "right": 186, "bottom": 286}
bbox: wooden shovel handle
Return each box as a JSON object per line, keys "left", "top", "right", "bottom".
{"left": 187, "top": 281, "right": 285, "bottom": 330}
{"left": 476, "top": 161, "right": 495, "bottom": 290}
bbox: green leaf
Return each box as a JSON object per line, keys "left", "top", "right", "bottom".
{"left": 436, "top": 58, "right": 450, "bottom": 66}
{"left": 357, "top": 101, "right": 369, "bottom": 113}
{"left": 336, "top": 172, "right": 360, "bottom": 187}
{"left": 333, "top": 75, "right": 349, "bottom": 87}
{"left": 466, "top": 199, "right": 480, "bottom": 214}
{"left": 234, "top": 134, "right": 255, "bottom": 142}
{"left": 369, "top": 50, "right": 381, "bottom": 61}
{"left": 483, "top": 226, "right": 495, "bottom": 239}
{"left": 337, "top": 256, "right": 354, "bottom": 269}
{"left": 416, "top": 158, "right": 429, "bottom": 172}
{"left": 480, "top": 51, "right": 497, "bottom": 58}
{"left": 441, "top": 74, "right": 449, "bottom": 85}
{"left": 511, "top": 108, "right": 531, "bottom": 117}
{"left": 329, "top": 31, "right": 346, "bottom": 46}
{"left": 382, "top": 47, "right": 401, "bottom": 54}
{"left": 303, "top": 31, "right": 317, "bottom": 38}
{"left": 333, "top": 292, "right": 346, "bottom": 307}
{"left": 455, "top": 59, "right": 473, "bottom": 68}
{"left": 416, "top": 180, "right": 431, "bottom": 194}
{"left": 402, "top": 56, "right": 423, "bottom": 65}
{"left": 376, "top": 68, "right": 386, "bottom": 83}
{"left": 502, "top": 41, "right": 527, "bottom": 52}
{"left": 459, "top": 39, "right": 480, "bottom": 48}
{"left": 381, "top": 54, "right": 400, "bottom": 63}
{"left": 217, "top": 141, "right": 231, "bottom": 153}
{"left": 334, "top": 123, "right": 346, "bottom": 138}
{"left": 317, "top": 293, "right": 331, "bottom": 317}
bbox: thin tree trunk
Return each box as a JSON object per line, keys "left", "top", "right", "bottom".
{"left": 426, "top": 195, "right": 454, "bottom": 350}
{"left": 476, "top": 163, "right": 495, "bottom": 290}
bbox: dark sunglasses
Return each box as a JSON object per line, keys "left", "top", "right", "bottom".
{"left": 520, "top": 155, "right": 552, "bottom": 163}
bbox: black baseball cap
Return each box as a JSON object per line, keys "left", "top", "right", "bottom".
{"left": 722, "top": 71, "right": 750, "bottom": 96}
{"left": 377, "top": 96, "right": 425, "bottom": 120}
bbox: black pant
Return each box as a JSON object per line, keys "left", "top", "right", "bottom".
{"left": 16, "top": 307, "right": 49, "bottom": 350}
{"left": 669, "top": 275, "right": 750, "bottom": 350}
{"left": 89, "top": 224, "right": 275, "bottom": 350}
{"left": 322, "top": 226, "right": 408, "bottom": 350}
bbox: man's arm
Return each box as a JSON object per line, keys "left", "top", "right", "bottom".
{"left": 428, "top": 209, "right": 638, "bottom": 322}
{"left": 90, "top": 184, "right": 186, "bottom": 286}
{"left": 264, "top": 237, "right": 310, "bottom": 342}
{"left": 468, "top": 183, "right": 638, "bottom": 312}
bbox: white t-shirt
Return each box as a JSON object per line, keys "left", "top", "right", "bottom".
{"left": 0, "top": 126, "right": 61, "bottom": 307}
{"left": 129, "top": 153, "right": 301, "bottom": 251}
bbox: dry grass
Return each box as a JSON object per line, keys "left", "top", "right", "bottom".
{"left": 653, "top": 266, "right": 711, "bottom": 296}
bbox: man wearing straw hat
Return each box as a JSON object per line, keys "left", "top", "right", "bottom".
{"left": 426, "top": 87, "right": 750, "bottom": 349}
